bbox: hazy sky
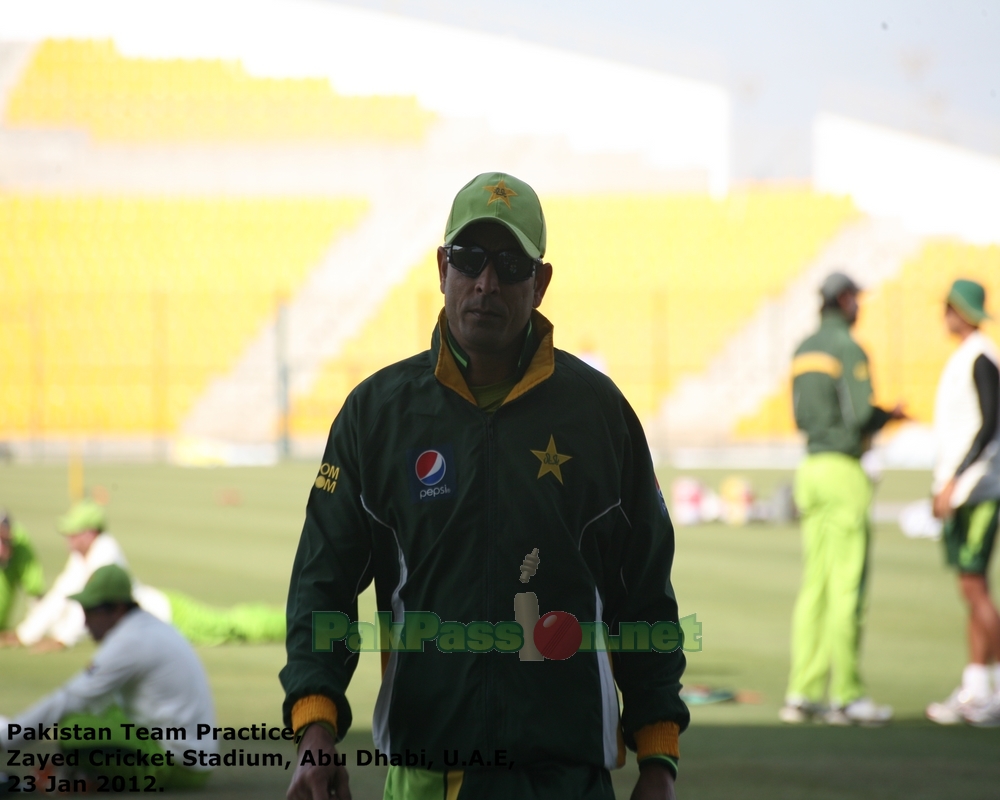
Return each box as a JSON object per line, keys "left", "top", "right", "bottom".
{"left": 334, "top": 0, "right": 1000, "bottom": 181}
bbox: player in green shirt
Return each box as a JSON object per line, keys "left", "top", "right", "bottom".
{"left": 780, "top": 273, "right": 906, "bottom": 726}
{"left": 0, "top": 512, "right": 46, "bottom": 635}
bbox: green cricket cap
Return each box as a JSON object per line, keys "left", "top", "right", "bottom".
{"left": 948, "top": 279, "right": 990, "bottom": 325}
{"left": 58, "top": 499, "right": 106, "bottom": 535}
{"left": 68, "top": 564, "right": 133, "bottom": 609}
{"left": 444, "top": 172, "right": 546, "bottom": 259}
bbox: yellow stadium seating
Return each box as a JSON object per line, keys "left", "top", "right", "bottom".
{"left": 735, "top": 239, "right": 1000, "bottom": 439}
{"left": 5, "top": 39, "right": 434, "bottom": 142}
{"left": 0, "top": 194, "right": 367, "bottom": 435}
{"left": 543, "top": 191, "right": 857, "bottom": 416}
{"left": 291, "top": 190, "right": 857, "bottom": 432}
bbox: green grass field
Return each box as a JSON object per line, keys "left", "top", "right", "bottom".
{"left": 2, "top": 463, "right": 999, "bottom": 798}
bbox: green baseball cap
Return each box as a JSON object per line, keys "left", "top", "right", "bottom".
{"left": 948, "top": 279, "right": 990, "bottom": 325}
{"left": 444, "top": 172, "right": 547, "bottom": 259}
{"left": 68, "top": 564, "right": 133, "bottom": 609}
{"left": 58, "top": 499, "right": 106, "bottom": 535}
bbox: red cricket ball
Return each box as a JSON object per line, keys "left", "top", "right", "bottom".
{"left": 533, "top": 611, "right": 582, "bottom": 660}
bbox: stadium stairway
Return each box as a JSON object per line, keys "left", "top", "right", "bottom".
{"left": 175, "top": 185, "right": 449, "bottom": 460}
{"left": 647, "top": 216, "right": 923, "bottom": 457}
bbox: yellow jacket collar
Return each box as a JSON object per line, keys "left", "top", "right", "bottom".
{"left": 433, "top": 309, "right": 555, "bottom": 407}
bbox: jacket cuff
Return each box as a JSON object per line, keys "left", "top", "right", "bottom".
{"left": 635, "top": 721, "right": 680, "bottom": 760}
{"left": 291, "top": 695, "right": 339, "bottom": 739}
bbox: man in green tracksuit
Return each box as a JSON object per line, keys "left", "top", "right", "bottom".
{"left": 781, "top": 272, "right": 905, "bottom": 726}
{"left": 282, "top": 173, "right": 688, "bottom": 800}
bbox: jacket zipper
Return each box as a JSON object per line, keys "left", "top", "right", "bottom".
{"left": 484, "top": 412, "right": 496, "bottom": 757}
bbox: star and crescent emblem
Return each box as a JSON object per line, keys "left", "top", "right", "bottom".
{"left": 531, "top": 435, "right": 572, "bottom": 484}
{"left": 483, "top": 179, "right": 517, "bottom": 208}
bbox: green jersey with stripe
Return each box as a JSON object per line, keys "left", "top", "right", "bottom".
{"left": 792, "top": 310, "right": 892, "bottom": 457}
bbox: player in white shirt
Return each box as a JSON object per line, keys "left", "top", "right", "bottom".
{"left": 1, "top": 501, "right": 170, "bottom": 651}
{"left": 925, "top": 280, "right": 1000, "bottom": 727}
{"left": 1, "top": 500, "right": 282, "bottom": 651}
{"left": 0, "top": 564, "right": 217, "bottom": 790}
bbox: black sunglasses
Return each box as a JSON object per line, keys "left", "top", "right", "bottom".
{"left": 444, "top": 245, "right": 540, "bottom": 283}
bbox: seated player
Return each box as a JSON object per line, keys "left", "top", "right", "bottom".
{"left": 0, "top": 564, "right": 217, "bottom": 790}
{"left": 6, "top": 500, "right": 170, "bottom": 651}
{"left": 0, "top": 511, "right": 45, "bottom": 635}
{"left": 7, "top": 499, "right": 284, "bottom": 650}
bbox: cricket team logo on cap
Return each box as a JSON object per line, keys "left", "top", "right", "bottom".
{"left": 483, "top": 179, "right": 517, "bottom": 208}
{"left": 408, "top": 444, "right": 457, "bottom": 503}
{"left": 415, "top": 450, "right": 447, "bottom": 486}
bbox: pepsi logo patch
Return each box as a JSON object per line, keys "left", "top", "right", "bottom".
{"left": 415, "top": 450, "right": 447, "bottom": 486}
{"left": 408, "top": 444, "right": 457, "bottom": 503}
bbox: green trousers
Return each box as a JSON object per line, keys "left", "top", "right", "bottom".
{"left": 383, "top": 764, "right": 615, "bottom": 800}
{"left": 164, "top": 590, "right": 286, "bottom": 645}
{"left": 59, "top": 707, "right": 210, "bottom": 790}
{"left": 787, "top": 452, "right": 871, "bottom": 707}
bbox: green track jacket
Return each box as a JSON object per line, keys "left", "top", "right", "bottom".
{"left": 281, "top": 310, "right": 688, "bottom": 773}
{"left": 792, "top": 310, "right": 891, "bottom": 457}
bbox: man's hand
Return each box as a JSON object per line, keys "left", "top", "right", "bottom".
{"left": 630, "top": 760, "right": 677, "bottom": 800}
{"left": 29, "top": 638, "right": 65, "bottom": 654}
{"left": 889, "top": 403, "right": 909, "bottom": 421}
{"left": 286, "top": 723, "right": 351, "bottom": 800}
{"left": 933, "top": 478, "right": 956, "bottom": 520}
{"left": 0, "top": 631, "right": 21, "bottom": 647}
